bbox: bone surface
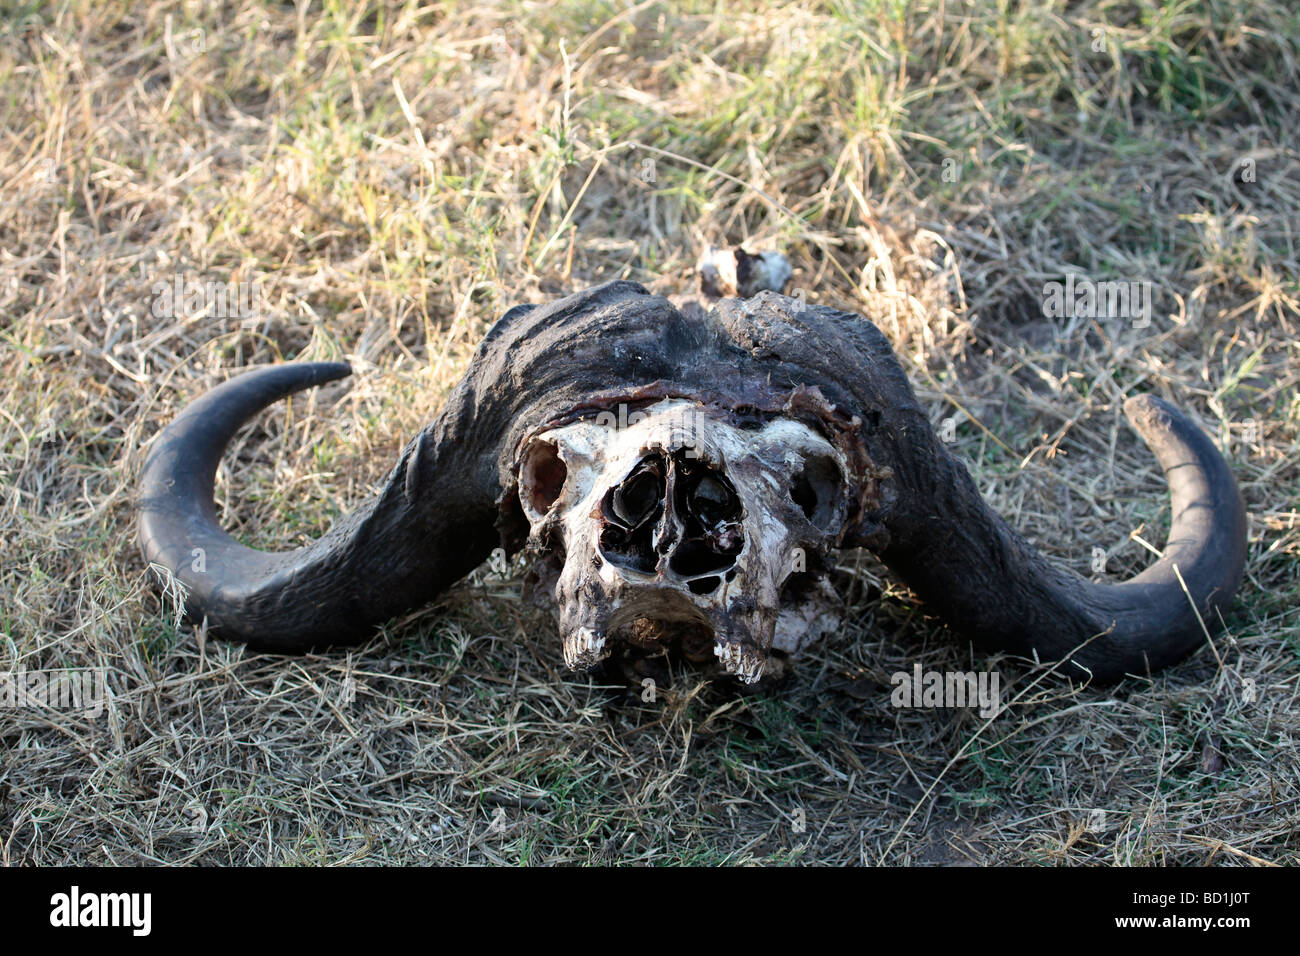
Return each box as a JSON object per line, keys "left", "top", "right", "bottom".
{"left": 697, "top": 246, "right": 793, "bottom": 299}
{"left": 519, "top": 400, "right": 849, "bottom": 682}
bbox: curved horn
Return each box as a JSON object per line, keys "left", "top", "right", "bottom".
{"left": 136, "top": 280, "right": 676, "bottom": 652}
{"left": 708, "top": 292, "right": 1247, "bottom": 683}
{"left": 878, "top": 392, "right": 1247, "bottom": 681}
{"left": 137, "top": 362, "right": 504, "bottom": 651}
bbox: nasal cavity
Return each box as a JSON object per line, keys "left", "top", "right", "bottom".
{"left": 666, "top": 456, "right": 744, "bottom": 589}
{"left": 599, "top": 454, "right": 667, "bottom": 573}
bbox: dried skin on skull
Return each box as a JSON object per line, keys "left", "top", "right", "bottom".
{"left": 517, "top": 400, "right": 851, "bottom": 683}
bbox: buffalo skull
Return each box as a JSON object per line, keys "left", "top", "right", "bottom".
{"left": 137, "top": 281, "right": 1247, "bottom": 683}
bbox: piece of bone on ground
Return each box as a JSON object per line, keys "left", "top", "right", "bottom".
{"left": 697, "top": 246, "right": 793, "bottom": 299}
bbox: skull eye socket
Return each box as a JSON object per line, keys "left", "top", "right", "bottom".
{"left": 791, "top": 474, "right": 817, "bottom": 519}
{"left": 520, "top": 440, "right": 568, "bottom": 520}
{"left": 790, "top": 455, "right": 843, "bottom": 532}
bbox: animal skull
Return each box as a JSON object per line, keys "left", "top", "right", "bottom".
{"left": 517, "top": 400, "right": 846, "bottom": 682}
{"left": 136, "top": 280, "right": 1247, "bottom": 685}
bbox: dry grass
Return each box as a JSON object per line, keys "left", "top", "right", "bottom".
{"left": 1, "top": 0, "right": 1297, "bottom": 865}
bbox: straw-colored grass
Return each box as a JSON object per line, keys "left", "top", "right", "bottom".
{"left": 1, "top": 0, "right": 1296, "bottom": 864}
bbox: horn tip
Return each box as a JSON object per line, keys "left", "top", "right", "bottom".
{"left": 313, "top": 360, "right": 353, "bottom": 382}
{"left": 1123, "top": 391, "right": 1165, "bottom": 418}
{"left": 1122, "top": 392, "right": 1179, "bottom": 434}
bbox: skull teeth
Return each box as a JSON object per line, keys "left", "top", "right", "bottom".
{"left": 713, "top": 639, "right": 765, "bottom": 684}
{"left": 563, "top": 627, "right": 608, "bottom": 671}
